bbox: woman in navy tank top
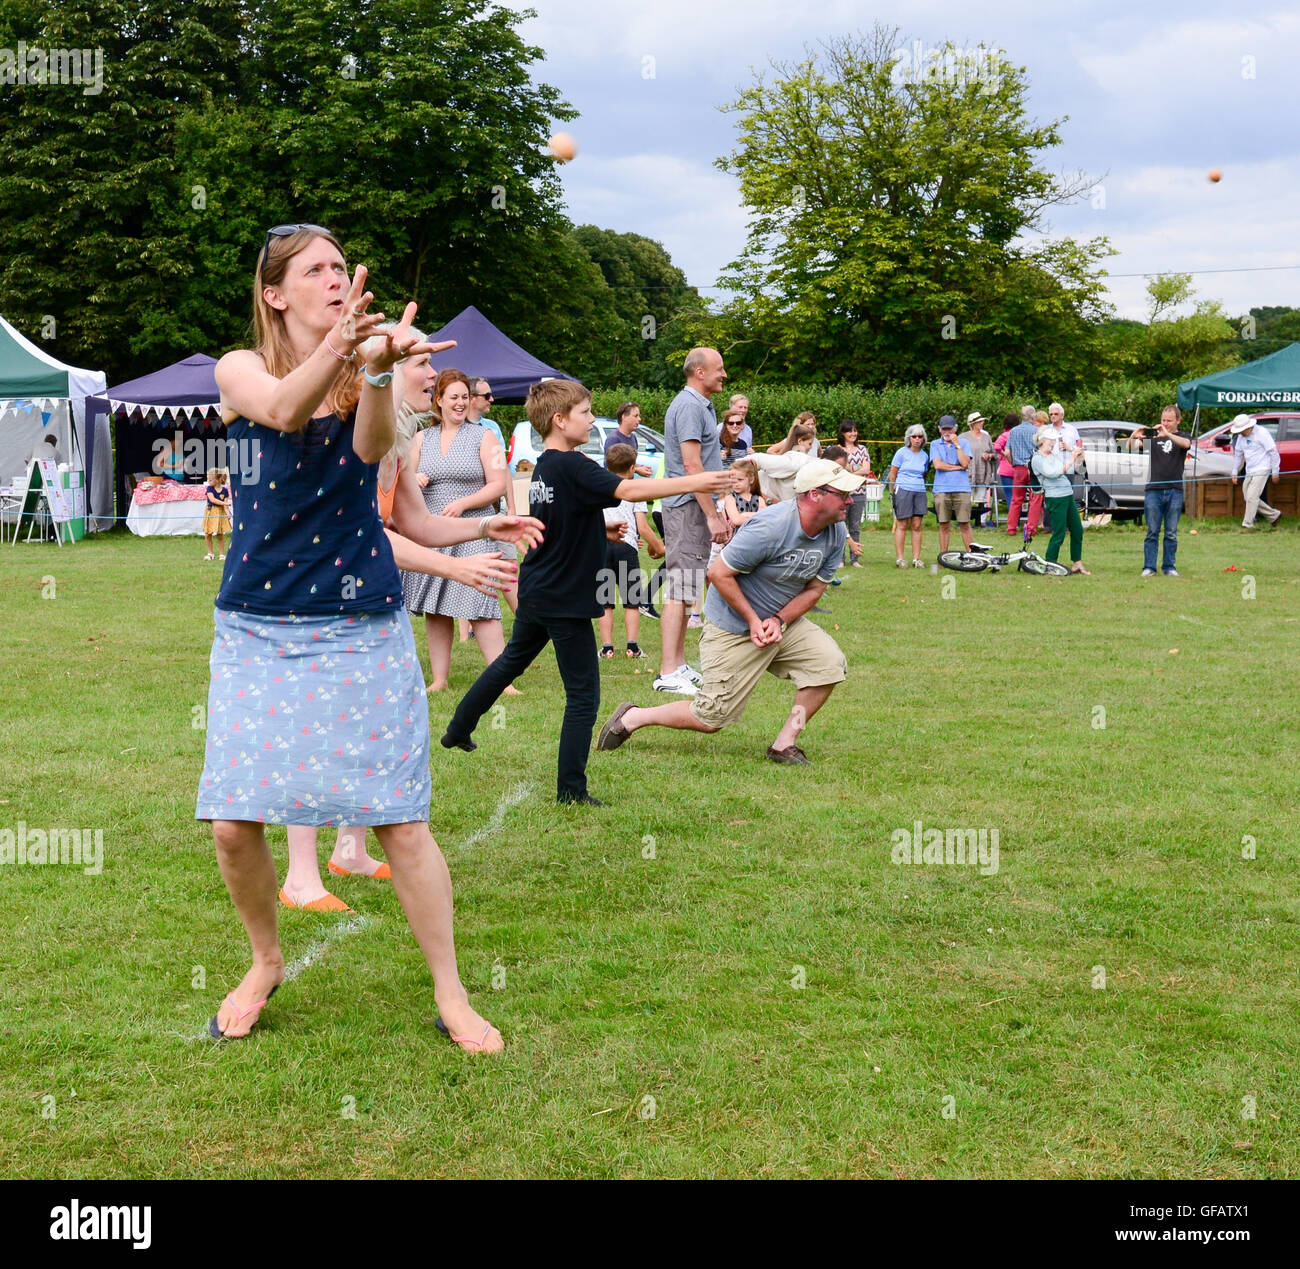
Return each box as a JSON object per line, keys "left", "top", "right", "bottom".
{"left": 196, "top": 225, "right": 506, "bottom": 1052}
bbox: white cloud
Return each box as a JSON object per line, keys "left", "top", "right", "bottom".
{"left": 557, "top": 153, "right": 750, "bottom": 291}
{"left": 1049, "top": 159, "right": 1300, "bottom": 318}
{"left": 1073, "top": 12, "right": 1300, "bottom": 133}
{"left": 498, "top": 2, "right": 1300, "bottom": 322}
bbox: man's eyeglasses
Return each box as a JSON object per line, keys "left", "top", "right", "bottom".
{"left": 260, "top": 223, "right": 331, "bottom": 275}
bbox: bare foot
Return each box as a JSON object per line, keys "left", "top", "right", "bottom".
{"left": 215, "top": 956, "right": 285, "bottom": 1038}
{"left": 503, "top": 684, "right": 522, "bottom": 696}
{"left": 436, "top": 991, "right": 504, "bottom": 1054}
{"left": 426, "top": 681, "right": 448, "bottom": 694}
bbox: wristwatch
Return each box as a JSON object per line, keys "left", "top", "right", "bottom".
{"left": 363, "top": 366, "right": 394, "bottom": 388}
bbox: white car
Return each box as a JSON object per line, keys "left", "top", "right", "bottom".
{"left": 506, "top": 418, "right": 668, "bottom": 473}
{"left": 1073, "top": 421, "right": 1235, "bottom": 510}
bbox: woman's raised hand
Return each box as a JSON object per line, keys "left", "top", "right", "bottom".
{"left": 366, "top": 300, "right": 444, "bottom": 373}
{"left": 332, "top": 265, "right": 386, "bottom": 355}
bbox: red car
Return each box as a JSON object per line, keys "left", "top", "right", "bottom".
{"left": 1197, "top": 413, "right": 1300, "bottom": 475}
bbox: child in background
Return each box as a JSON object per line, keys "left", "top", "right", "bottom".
{"left": 202, "top": 467, "right": 232, "bottom": 560}
{"left": 722, "top": 459, "right": 766, "bottom": 528}
{"left": 702, "top": 459, "right": 768, "bottom": 604}
{"left": 599, "top": 443, "right": 664, "bottom": 658}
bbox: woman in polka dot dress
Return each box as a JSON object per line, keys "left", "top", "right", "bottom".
{"left": 401, "top": 369, "right": 514, "bottom": 693}
{"left": 196, "top": 225, "right": 503, "bottom": 1052}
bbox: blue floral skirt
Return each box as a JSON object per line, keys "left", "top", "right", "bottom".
{"left": 195, "top": 608, "right": 431, "bottom": 826}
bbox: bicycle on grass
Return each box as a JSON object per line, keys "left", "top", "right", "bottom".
{"left": 936, "top": 541, "right": 1070, "bottom": 576}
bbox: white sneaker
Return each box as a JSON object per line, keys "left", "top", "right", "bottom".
{"left": 896, "top": 558, "right": 905, "bottom": 568}
{"left": 204, "top": 553, "right": 214, "bottom": 561}
{"left": 1141, "top": 568, "right": 1156, "bottom": 577}
{"left": 911, "top": 559, "right": 924, "bottom": 568}
{"left": 652, "top": 671, "right": 697, "bottom": 695}
{"left": 678, "top": 663, "right": 703, "bottom": 685}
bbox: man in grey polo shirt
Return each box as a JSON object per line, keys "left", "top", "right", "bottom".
{"left": 654, "top": 346, "right": 729, "bottom": 696}
{"left": 599, "top": 459, "right": 862, "bottom": 764}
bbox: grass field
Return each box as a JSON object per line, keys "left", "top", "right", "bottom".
{"left": 2, "top": 517, "right": 1296, "bottom": 1179}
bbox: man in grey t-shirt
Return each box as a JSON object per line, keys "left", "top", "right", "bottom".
{"left": 599, "top": 459, "right": 863, "bottom": 765}
{"left": 654, "top": 346, "right": 730, "bottom": 697}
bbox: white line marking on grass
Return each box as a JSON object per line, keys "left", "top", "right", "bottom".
{"left": 183, "top": 914, "right": 372, "bottom": 1041}
{"left": 282, "top": 913, "right": 371, "bottom": 982}
{"left": 1177, "top": 613, "right": 1228, "bottom": 634}
{"left": 457, "top": 781, "right": 533, "bottom": 851}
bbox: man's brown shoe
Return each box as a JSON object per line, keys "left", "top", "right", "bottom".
{"left": 597, "top": 701, "right": 637, "bottom": 751}
{"left": 766, "top": 744, "right": 811, "bottom": 765}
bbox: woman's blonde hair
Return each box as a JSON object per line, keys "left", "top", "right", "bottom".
{"left": 253, "top": 226, "right": 360, "bottom": 419}
{"left": 793, "top": 411, "right": 815, "bottom": 427}
{"left": 1034, "top": 409, "right": 1050, "bottom": 425}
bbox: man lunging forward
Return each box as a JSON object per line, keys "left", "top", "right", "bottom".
{"left": 598, "top": 459, "right": 863, "bottom": 765}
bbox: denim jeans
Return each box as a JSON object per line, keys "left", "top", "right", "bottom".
{"left": 445, "top": 608, "right": 599, "bottom": 801}
{"left": 1143, "top": 486, "right": 1183, "bottom": 572}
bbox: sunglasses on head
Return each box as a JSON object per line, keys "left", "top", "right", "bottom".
{"left": 260, "top": 223, "right": 332, "bottom": 275}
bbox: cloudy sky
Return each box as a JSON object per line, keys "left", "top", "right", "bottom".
{"left": 502, "top": 0, "right": 1300, "bottom": 322}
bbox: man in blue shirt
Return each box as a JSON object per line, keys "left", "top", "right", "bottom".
{"left": 930, "top": 415, "right": 973, "bottom": 551}
{"left": 597, "top": 459, "right": 861, "bottom": 766}
{"left": 1005, "top": 411, "right": 1044, "bottom": 537}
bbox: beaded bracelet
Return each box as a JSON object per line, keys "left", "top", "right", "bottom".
{"left": 323, "top": 334, "right": 354, "bottom": 362}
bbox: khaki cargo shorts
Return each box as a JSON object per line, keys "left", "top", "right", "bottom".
{"left": 690, "top": 617, "right": 848, "bottom": 729}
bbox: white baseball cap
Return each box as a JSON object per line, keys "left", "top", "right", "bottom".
{"left": 794, "top": 458, "right": 867, "bottom": 494}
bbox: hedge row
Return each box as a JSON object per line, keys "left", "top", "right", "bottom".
{"left": 490, "top": 378, "right": 1200, "bottom": 472}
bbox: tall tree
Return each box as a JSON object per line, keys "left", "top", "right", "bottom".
{"left": 0, "top": 0, "right": 247, "bottom": 375}
{"left": 713, "top": 26, "right": 1110, "bottom": 388}
{"left": 570, "top": 225, "right": 709, "bottom": 386}
{"left": 0, "top": 0, "right": 615, "bottom": 385}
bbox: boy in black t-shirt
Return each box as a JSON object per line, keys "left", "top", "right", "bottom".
{"left": 441, "top": 380, "right": 730, "bottom": 804}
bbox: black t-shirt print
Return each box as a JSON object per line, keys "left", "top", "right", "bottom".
{"left": 518, "top": 448, "right": 625, "bottom": 618}
{"left": 1148, "top": 430, "right": 1191, "bottom": 488}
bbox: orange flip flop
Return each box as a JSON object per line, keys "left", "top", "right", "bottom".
{"left": 327, "top": 860, "right": 392, "bottom": 880}
{"left": 279, "top": 887, "right": 354, "bottom": 913}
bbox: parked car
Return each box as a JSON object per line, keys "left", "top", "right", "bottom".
{"left": 506, "top": 418, "right": 668, "bottom": 473}
{"left": 1072, "top": 420, "right": 1236, "bottom": 511}
{"left": 1195, "top": 413, "right": 1300, "bottom": 476}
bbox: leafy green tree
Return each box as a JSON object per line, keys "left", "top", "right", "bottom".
{"left": 712, "top": 25, "right": 1109, "bottom": 388}
{"left": 1130, "top": 274, "right": 1238, "bottom": 380}
{"left": 570, "top": 225, "right": 709, "bottom": 386}
{"left": 0, "top": 0, "right": 626, "bottom": 386}
{"left": 0, "top": 0, "right": 247, "bottom": 376}
{"left": 1234, "top": 305, "right": 1300, "bottom": 357}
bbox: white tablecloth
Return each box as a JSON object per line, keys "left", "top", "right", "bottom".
{"left": 126, "top": 486, "right": 210, "bottom": 536}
